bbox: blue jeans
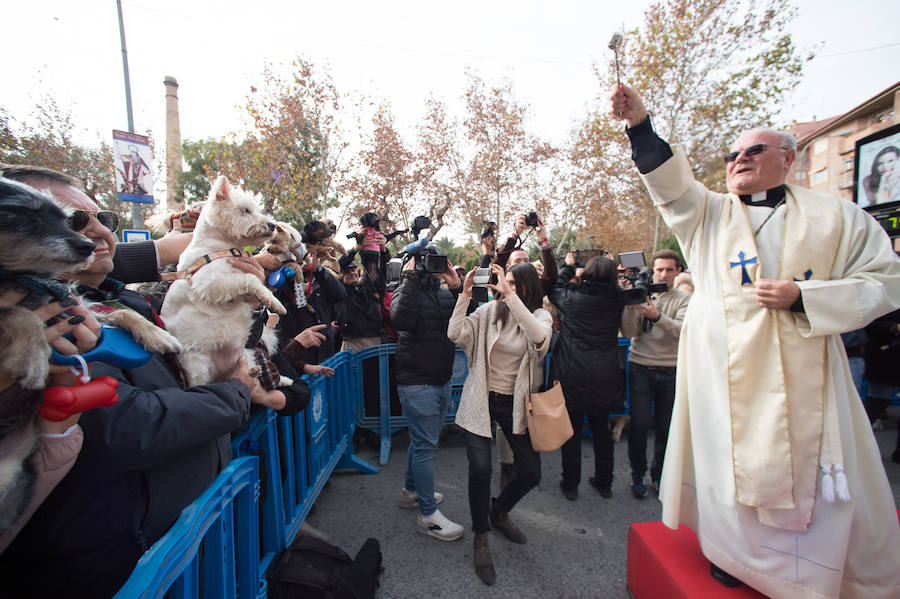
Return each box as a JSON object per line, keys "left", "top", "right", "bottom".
{"left": 848, "top": 356, "right": 864, "bottom": 399}
{"left": 627, "top": 363, "right": 676, "bottom": 483}
{"left": 398, "top": 382, "right": 451, "bottom": 516}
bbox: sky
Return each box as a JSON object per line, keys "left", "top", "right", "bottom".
{"left": 3, "top": 0, "right": 899, "bottom": 199}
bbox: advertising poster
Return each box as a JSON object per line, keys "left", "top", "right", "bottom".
{"left": 854, "top": 123, "right": 900, "bottom": 209}
{"left": 113, "top": 129, "right": 154, "bottom": 204}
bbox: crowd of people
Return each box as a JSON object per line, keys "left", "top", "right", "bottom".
{"left": 0, "top": 78, "right": 899, "bottom": 599}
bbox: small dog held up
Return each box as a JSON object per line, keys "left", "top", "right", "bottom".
{"left": 160, "top": 175, "right": 288, "bottom": 386}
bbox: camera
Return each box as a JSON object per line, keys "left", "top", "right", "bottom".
{"left": 617, "top": 251, "right": 668, "bottom": 306}
{"left": 384, "top": 219, "right": 446, "bottom": 291}
{"left": 411, "top": 215, "right": 431, "bottom": 237}
{"left": 471, "top": 266, "right": 497, "bottom": 302}
{"left": 525, "top": 212, "right": 539, "bottom": 227}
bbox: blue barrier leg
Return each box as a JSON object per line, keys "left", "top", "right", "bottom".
{"left": 379, "top": 352, "right": 393, "bottom": 465}
{"left": 336, "top": 451, "right": 379, "bottom": 474}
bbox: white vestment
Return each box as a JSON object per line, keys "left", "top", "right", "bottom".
{"left": 642, "top": 147, "right": 900, "bottom": 599}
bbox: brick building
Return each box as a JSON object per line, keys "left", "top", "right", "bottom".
{"left": 789, "top": 81, "right": 900, "bottom": 249}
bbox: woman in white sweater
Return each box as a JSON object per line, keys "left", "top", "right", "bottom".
{"left": 447, "top": 262, "right": 552, "bottom": 586}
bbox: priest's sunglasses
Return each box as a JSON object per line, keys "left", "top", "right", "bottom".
{"left": 66, "top": 210, "right": 119, "bottom": 233}
{"left": 722, "top": 143, "right": 788, "bottom": 164}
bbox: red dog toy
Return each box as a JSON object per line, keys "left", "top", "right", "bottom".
{"left": 40, "top": 377, "right": 119, "bottom": 422}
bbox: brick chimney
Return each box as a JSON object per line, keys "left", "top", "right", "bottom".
{"left": 164, "top": 76, "right": 184, "bottom": 212}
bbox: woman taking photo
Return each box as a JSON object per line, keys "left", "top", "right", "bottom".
{"left": 448, "top": 262, "right": 552, "bottom": 586}
{"left": 550, "top": 255, "right": 626, "bottom": 500}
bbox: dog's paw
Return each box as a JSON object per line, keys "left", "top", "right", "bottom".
{"left": 100, "top": 309, "right": 183, "bottom": 354}
{"left": 261, "top": 294, "right": 287, "bottom": 316}
{"left": 278, "top": 376, "right": 294, "bottom": 387}
{"left": 247, "top": 365, "right": 262, "bottom": 378}
{"left": 0, "top": 307, "right": 51, "bottom": 390}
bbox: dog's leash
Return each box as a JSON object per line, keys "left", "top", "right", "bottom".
{"left": 161, "top": 248, "right": 252, "bottom": 282}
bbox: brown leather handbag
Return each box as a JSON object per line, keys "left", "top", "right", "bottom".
{"left": 525, "top": 346, "right": 573, "bottom": 452}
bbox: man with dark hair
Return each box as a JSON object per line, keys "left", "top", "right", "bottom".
{"left": 389, "top": 251, "right": 464, "bottom": 541}
{"left": 612, "top": 83, "right": 900, "bottom": 597}
{"left": 621, "top": 248, "right": 690, "bottom": 499}
{"left": 0, "top": 166, "right": 267, "bottom": 598}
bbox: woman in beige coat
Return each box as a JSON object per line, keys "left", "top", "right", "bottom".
{"left": 447, "top": 262, "right": 552, "bottom": 585}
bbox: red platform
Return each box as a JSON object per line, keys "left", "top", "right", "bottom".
{"left": 628, "top": 511, "right": 900, "bottom": 598}
{"left": 626, "top": 521, "right": 767, "bottom": 599}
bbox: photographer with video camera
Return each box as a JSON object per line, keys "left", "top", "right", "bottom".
{"left": 620, "top": 249, "right": 690, "bottom": 499}
{"left": 389, "top": 231, "right": 464, "bottom": 543}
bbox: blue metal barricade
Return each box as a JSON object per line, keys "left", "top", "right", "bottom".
{"left": 113, "top": 457, "right": 262, "bottom": 599}
{"left": 230, "top": 350, "right": 377, "bottom": 574}
{"left": 352, "top": 344, "right": 468, "bottom": 465}
{"left": 353, "top": 340, "right": 632, "bottom": 463}
{"left": 116, "top": 349, "right": 379, "bottom": 598}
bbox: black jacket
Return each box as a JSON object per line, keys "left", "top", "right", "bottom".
{"left": 337, "top": 278, "right": 385, "bottom": 340}
{"left": 389, "top": 274, "right": 457, "bottom": 385}
{"left": 549, "top": 273, "right": 626, "bottom": 411}
{"left": 275, "top": 267, "right": 347, "bottom": 365}
{"left": 0, "top": 293, "right": 252, "bottom": 598}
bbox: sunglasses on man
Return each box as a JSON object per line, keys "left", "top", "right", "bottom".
{"left": 67, "top": 210, "right": 119, "bottom": 233}
{"left": 722, "top": 143, "right": 787, "bottom": 164}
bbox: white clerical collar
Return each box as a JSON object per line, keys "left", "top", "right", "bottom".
{"left": 749, "top": 191, "right": 768, "bottom": 204}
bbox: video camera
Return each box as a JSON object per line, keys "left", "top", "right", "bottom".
{"left": 385, "top": 215, "right": 447, "bottom": 291}
{"left": 618, "top": 251, "right": 668, "bottom": 306}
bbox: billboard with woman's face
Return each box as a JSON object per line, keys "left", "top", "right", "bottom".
{"left": 855, "top": 123, "right": 900, "bottom": 210}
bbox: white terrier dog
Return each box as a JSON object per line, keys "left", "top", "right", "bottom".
{"left": 161, "top": 176, "right": 287, "bottom": 386}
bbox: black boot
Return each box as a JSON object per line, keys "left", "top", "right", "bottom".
{"left": 710, "top": 563, "right": 742, "bottom": 588}
{"left": 490, "top": 498, "right": 527, "bottom": 544}
{"left": 473, "top": 532, "right": 496, "bottom": 585}
{"left": 499, "top": 463, "right": 514, "bottom": 492}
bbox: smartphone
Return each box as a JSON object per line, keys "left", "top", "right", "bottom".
{"left": 472, "top": 267, "right": 492, "bottom": 287}
{"left": 471, "top": 267, "right": 495, "bottom": 302}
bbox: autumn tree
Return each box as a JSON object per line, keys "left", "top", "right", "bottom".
{"left": 462, "top": 70, "right": 557, "bottom": 236}
{"left": 180, "top": 138, "right": 237, "bottom": 205}
{"left": 572, "top": 0, "right": 810, "bottom": 251}
{"left": 0, "top": 99, "right": 152, "bottom": 228}
{"left": 340, "top": 104, "right": 419, "bottom": 244}
{"left": 210, "top": 57, "right": 348, "bottom": 228}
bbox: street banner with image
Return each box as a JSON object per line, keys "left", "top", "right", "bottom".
{"left": 113, "top": 130, "right": 154, "bottom": 204}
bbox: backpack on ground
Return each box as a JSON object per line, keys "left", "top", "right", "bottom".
{"left": 266, "top": 534, "right": 382, "bottom": 599}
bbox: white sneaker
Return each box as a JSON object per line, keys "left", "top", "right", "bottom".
{"left": 399, "top": 488, "right": 444, "bottom": 510}
{"left": 417, "top": 509, "right": 464, "bottom": 541}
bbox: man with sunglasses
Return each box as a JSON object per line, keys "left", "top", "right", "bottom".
{"left": 611, "top": 84, "right": 900, "bottom": 599}
{"left": 0, "top": 165, "right": 262, "bottom": 598}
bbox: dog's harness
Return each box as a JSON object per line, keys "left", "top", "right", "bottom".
{"left": 278, "top": 241, "right": 307, "bottom": 265}
{"left": 161, "top": 248, "right": 251, "bottom": 282}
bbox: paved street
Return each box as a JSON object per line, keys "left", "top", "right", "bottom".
{"left": 302, "top": 408, "right": 900, "bottom": 599}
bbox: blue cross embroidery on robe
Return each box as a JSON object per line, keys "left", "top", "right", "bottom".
{"left": 793, "top": 269, "right": 813, "bottom": 282}
{"left": 729, "top": 251, "right": 757, "bottom": 286}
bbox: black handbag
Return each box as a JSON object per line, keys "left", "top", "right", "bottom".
{"left": 266, "top": 534, "right": 382, "bottom": 599}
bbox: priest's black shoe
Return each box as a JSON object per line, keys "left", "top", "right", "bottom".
{"left": 710, "top": 563, "right": 743, "bottom": 588}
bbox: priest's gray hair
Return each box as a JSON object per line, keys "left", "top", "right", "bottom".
{"left": 741, "top": 128, "right": 797, "bottom": 151}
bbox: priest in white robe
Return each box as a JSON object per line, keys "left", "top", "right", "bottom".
{"left": 611, "top": 83, "right": 900, "bottom": 599}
